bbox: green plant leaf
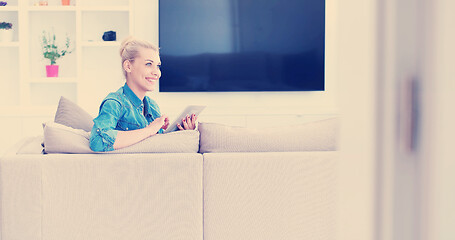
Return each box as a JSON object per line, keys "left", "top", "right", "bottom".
{"left": 41, "top": 29, "right": 73, "bottom": 65}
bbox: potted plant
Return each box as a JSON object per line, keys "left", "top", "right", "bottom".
{"left": 41, "top": 30, "right": 73, "bottom": 77}
{"left": 0, "top": 22, "right": 13, "bottom": 42}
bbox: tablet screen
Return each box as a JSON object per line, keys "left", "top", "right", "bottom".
{"left": 163, "top": 105, "right": 206, "bottom": 133}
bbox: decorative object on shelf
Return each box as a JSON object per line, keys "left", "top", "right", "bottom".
{"left": 102, "top": 31, "right": 116, "bottom": 41}
{"left": 41, "top": 30, "right": 73, "bottom": 77}
{"left": 0, "top": 1, "right": 7, "bottom": 6}
{"left": 46, "top": 65, "right": 59, "bottom": 77}
{"left": 0, "top": 22, "right": 13, "bottom": 42}
{"left": 39, "top": 1, "right": 48, "bottom": 6}
{"left": 61, "top": 0, "right": 70, "bottom": 6}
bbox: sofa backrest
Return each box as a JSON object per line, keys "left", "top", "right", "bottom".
{"left": 198, "top": 118, "right": 339, "bottom": 153}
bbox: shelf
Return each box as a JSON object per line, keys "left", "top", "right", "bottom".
{"left": 79, "top": 6, "right": 129, "bottom": 11}
{"left": 82, "top": 41, "right": 120, "bottom": 47}
{"left": 0, "top": 0, "right": 132, "bottom": 112}
{"left": 28, "top": 6, "right": 76, "bottom": 12}
{"left": 26, "top": 6, "right": 129, "bottom": 12}
{"left": 0, "top": 42, "right": 19, "bottom": 47}
{"left": 0, "top": 105, "right": 57, "bottom": 117}
{"left": 0, "top": 6, "right": 19, "bottom": 11}
{"left": 29, "top": 77, "right": 78, "bottom": 83}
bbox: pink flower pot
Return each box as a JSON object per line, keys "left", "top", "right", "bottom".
{"left": 46, "top": 65, "right": 59, "bottom": 77}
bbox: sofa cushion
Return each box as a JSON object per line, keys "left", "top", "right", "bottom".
{"left": 43, "top": 122, "right": 92, "bottom": 154}
{"left": 198, "top": 118, "right": 339, "bottom": 153}
{"left": 43, "top": 122, "right": 200, "bottom": 154}
{"left": 54, "top": 96, "right": 94, "bottom": 132}
{"left": 16, "top": 136, "right": 44, "bottom": 154}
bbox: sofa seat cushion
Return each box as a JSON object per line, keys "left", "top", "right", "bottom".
{"left": 198, "top": 118, "right": 339, "bottom": 153}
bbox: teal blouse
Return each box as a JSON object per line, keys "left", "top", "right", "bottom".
{"left": 89, "top": 83, "right": 163, "bottom": 152}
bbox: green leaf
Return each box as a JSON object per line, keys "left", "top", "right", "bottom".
{"left": 41, "top": 29, "right": 73, "bottom": 64}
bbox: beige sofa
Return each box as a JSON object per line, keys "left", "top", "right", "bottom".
{"left": 1, "top": 138, "right": 203, "bottom": 240}
{"left": 0, "top": 119, "right": 338, "bottom": 240}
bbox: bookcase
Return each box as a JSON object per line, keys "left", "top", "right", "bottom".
{"left": 0, "top": 0, "right": 133, "bottom": 115}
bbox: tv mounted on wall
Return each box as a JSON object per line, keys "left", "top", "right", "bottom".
{"left": 159, "top": 0, "right": 325, "bottom": 92}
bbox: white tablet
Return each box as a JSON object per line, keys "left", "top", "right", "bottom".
{"left": 163, "top": 105, "right": 206, "bottom": 133}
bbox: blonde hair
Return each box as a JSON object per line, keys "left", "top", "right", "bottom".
{"left": 119, "top": 36, "right": 159, "bottom": 77}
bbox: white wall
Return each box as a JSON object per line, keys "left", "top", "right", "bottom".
{"left": 335, "top": 0, "right": 376, "bottom": 239}
{"left": 0, "top": 0, "right": 339, "bottom": 155}
{"left": 422, "top": 0, "right": 455, "bottom": 239}
{"left": 130, "top": 0, "right": 339, "bottom": 122}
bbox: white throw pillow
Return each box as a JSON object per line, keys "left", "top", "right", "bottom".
{"left": 43, "top": 122, "right": 92, "bottom": 154}
{"left": 198, "top": 118, "right": 339, "bottom": 153}
{"left": 43, "top": 122, "right": 200, "bottom": 154}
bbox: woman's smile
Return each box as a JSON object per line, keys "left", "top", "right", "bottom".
{"left": 146, "top": 77, "right": 158, "bottom": 83}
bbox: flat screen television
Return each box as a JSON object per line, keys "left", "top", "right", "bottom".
{"left": 159, "top": 0, "right": 325, "bottom": 92}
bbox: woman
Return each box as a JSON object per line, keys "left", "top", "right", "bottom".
{"left": 90, "top": 36, "right": 197, "bottom": 152}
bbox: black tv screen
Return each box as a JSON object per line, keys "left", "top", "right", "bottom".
{"left": 159, "top": 0, "right": 325, "bottom": 92}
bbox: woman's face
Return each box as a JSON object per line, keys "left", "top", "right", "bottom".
{"left": 125, "top": 47, "right": 161, "bottom": 97}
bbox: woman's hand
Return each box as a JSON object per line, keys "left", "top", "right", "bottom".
{"left": 113, "top": 114, "right": 169, "bottom": 150}
{"left": 161, "top": 116, "right": 170, "bottom": 130}
{"left": 177, "top": 114, "right": 197, "bottom": 130}
{"left": 148, "top": 115, "right": 169, "bottom": 135}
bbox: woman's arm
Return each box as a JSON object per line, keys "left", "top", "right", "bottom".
{"left": 90, "top": 99, "right": 169, "bottom": 152}
{"left": 90, "top": 99, "right": 123, "bottom": 152}
{"left": 113, "top": 115, "right": 168, "bottom": 150}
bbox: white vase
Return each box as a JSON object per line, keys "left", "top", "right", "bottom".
{"left": 0, "top": 29, "right": 14, "bottom": 42}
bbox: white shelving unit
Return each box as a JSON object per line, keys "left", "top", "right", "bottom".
{"left": 28, "top": 77, "right": 78, "bottom": 83}
{"left": 0, "top": 6, "right": 19, "bottom": 11}
{"left": 0, "top": 0, "right": 134, "bottom": 115}
{"left": 0, "top": 41, "right": 19, "bottom": 47}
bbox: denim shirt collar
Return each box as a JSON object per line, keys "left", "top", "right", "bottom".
{"left": 143, "top": 97, "right": 152, "bottom": 117}
{"left": 123, "top": 83, "right": 143, "bottom": 109}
